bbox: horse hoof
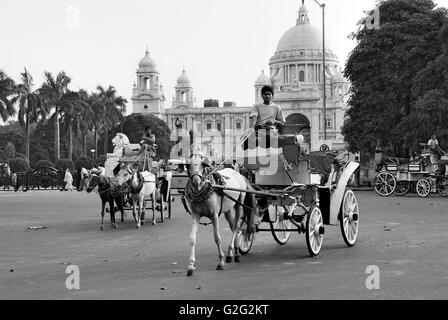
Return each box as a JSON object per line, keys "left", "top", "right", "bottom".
{"left": 113, "top": 224, "right": 117, "bottom": 229}
{"left": 100, "top": 225, "right": 104, "bottom": 231}
{"left": 216, "top": 265, "right": 224, "bottom": 271}
{"left": 226, "top": 256, "right": 233, "bottom": 263}
{"left": 141, "top": 220, "right": 145, "bottom": 225}
{"left": 234, "top": 256, "right": 241, "bottom": 263}
{"left": 152, "top": 221, "right": 156, "bottom": 225}
{"left": 136, "top": 225, "right": 141, "bottom": 229}
{"left": 187, "top": 269, "right": 194, "bottom": 276}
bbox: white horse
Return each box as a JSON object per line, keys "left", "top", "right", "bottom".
{"left": 183, "top": 152, "right": 256, "bottom": 276}
{"left": 117, "top": 164, "right": 157, "bottom": 228}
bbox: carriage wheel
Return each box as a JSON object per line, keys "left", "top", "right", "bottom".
{"left": 394, "top": 181, "right": 411, "bottom": 196}
{"left": 305, "top": 206, "right": 324, "bottom": 257}
{"left": 340, "top": 189, "right": 359, "bottom": 247}
{"left": 269, "top": 206, "right": 292, "bottom": 245}
{"left": 374, "top": 172, "right": 396, "bottom": 196}
{"left": 238, "top": 229, "right": 254, "bottom": 255}
{"left": 436, "top": 178, "right": 448, "bottom": 197}
{"left": 416, "top": 178, "right": 431, "bottom": 197}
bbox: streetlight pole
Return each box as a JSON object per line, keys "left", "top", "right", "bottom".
{"left": 313, "top": 0, "right": 326, "bottom": 141}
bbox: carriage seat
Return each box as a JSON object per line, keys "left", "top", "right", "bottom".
{"left": 124, "top": 143, "right": 141, "bottom": 156}
{"left": 241, "top": 134, "right": 300, "bottom": 171}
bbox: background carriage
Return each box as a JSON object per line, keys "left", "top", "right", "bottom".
{"left": 105, "top": 136, "right": 174, "bottom": 222}
{"left": 373, "top": 144, "right": 448, "bottom": 197}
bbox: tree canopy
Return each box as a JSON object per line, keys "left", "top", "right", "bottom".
{"left": 343, "top": 0, "right": 448, "bottom": 157}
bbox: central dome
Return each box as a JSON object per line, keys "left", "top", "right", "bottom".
{"left": 275, "top": 3, "right": 332, "bottom": 54}
{"left": 138, "top": 48, "right": 157, "bottom": 70}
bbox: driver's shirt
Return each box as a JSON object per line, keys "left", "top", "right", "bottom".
{"left": 249, "top": 103, "right": 285, "bottom": 129}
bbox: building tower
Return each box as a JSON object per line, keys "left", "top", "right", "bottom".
{"left": 131, "top": 47, "right": 165, "bottom": 117}
{"left": 172, "top": 69, "right": 196, "bottom": 108}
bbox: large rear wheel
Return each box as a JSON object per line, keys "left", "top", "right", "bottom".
{"left": 374, "top": 172, "right": 396, "bottom": 196}
{"left": 340, "top": 189, "right": 359, "bottom": 247}
{"left": 269, "top": 205, "right": 292, "bottom": 245}
{"left": 305, "top": 206, "right": 324, "bottom": 257}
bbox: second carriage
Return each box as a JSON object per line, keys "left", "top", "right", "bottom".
{"left": 106, "top": 139, "right": 174, "bottom": 223}
{"left": 373, "top": 145, "right": 448, "bottom": 197}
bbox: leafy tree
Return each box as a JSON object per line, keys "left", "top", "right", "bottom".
{"left": 0, "top": 70, "right": 17, "bottom": 122}
{"left": 9, "top": 157, "right": 30, "bottom": 172}
{"left": 40, "top": 71, "right": 78, "bottom": 161}
{"left": 34, "top": 159, "right": 56, "bottom": 169}
{"left": 11, "top": 69, "right": 49, "bottom": 161}
{"left": 115, "top": 113, "right": 172, "bottom": 160}
{"left": 55, "top": 158, "right": 75, "bottom": 171}
{"left": 343, "top": 0, "right": 448, "bottom": 157}
{"left": 95, "top": 85, "right": 126, "bottom": 155}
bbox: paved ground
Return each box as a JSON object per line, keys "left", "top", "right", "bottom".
{"left": 1, "top": 189, "right": 447, "bottom": 300}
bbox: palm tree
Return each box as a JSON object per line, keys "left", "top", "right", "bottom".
{"left": 59, "top": 91, "right": 90, "bottom": 161}
{"left": 11, "top": 69, "right": 49, "bottom": 160}
{"left": 77, "top": 89, "right": 95, "bottom": 157}
{"left": 40, "top": 71, "right": 77, "bottom": 161}
{"left": 96, "top": 85, "right": 127, "bottom": 155}
{"left": 0, "top": 70, "right": 17, "bottom": 122}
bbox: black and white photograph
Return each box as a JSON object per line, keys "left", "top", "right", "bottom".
{"left": 1, "top": 0, "right": 448, "bottom": 310}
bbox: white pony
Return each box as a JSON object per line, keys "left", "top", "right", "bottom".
{"left": 183, "top": 152, "right": 256, "bottom": 276}
{"left": 117, "top": 164, "right": 157, "bottom": 228}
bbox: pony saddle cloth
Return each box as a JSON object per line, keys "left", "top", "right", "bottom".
{"left": 141, "top": 171, "right": 156, "bottom": 183}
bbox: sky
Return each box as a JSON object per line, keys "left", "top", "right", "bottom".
{"left": 2, "top": 0, "right": 448, "bottom": 114}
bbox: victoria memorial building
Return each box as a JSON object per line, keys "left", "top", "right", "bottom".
{"left": 130, "top": 1, "right": 349, "bottom": 162}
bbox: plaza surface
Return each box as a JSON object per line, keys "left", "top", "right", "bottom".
{"left": 0, "top": 189, "right": 447, "bottom": 300}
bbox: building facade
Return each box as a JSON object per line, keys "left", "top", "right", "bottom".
{"left": 131, "top": 0, "right": 349, "bottom": 161}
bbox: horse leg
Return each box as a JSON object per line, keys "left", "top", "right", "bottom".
{"left": 232, "top": 204, "right": 244, "bottom": 263}
{"left": 110, "top": 200, "right": 117, "bottom": 229}
{"left": 131, "top": 196, "right": 138, "bottom": 224}
{"left": 117, "top": 196, "right": 125, "bottom": 223}
{"left": 100, "top": 200, "right": 106, "bottom": 230}
{"left": 187, "top": 214, "right": 200, "bottom": 276}
{"left": 151, "top": 189, "right": 156, "bottom": 225}
{"left": 140, "top": 198, "right": 146, "bottom": 225}
{"left": 211, "top": 212, "right": 226, "bottom": 270}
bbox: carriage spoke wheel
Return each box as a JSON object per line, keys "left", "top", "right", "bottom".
{"left": 394, "top": 181, "right": 410, "bottom": 196}
{"left": 238, "top": 229, "right": 254, "bottom": 255}
{"left": 436, "top": 178, "right": 448, "bottom": 197}
{"left": 340, "top": 189, "right": 359, "bottom": 247}
{"left": 416, "top": 178, "right": 431, "bottom": 197}
{"left": 305, "top": 206, "right": 324, "bottom": 257}
{"left": 269, "top": 206, "right": 292, "bottom": 245}
{"left": 374, "top": 172, "right": 396, "bottom": 196}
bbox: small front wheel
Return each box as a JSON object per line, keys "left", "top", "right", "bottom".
{"left": 416, "top": 178, "right": 431, "bottom": 197}
{"left": 269, "top": 206, "right": 292, "bottom": 245}
{"left": 340, "top": 189, "right": 359, "bottom": 247}
{"left": 305, "top": 206, "right": 324, "bottom": 257}
{"left": 238, "top": 230, "right": 254, "bottom": 255}
{"left": 436, "top": 178, "right": 448, "bottom": 197}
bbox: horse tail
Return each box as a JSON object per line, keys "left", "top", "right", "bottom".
{"left": 242, "top": 176, "right": 257, "bottom": 235}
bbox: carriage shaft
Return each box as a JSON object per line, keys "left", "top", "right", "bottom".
{"left": 211, "top": 184, "right": 283, "bottom": 198}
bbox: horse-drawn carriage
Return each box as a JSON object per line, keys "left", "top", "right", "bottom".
{"left": 86, "top": 133, "right": 173, "bottom": 230}
{"left": 182, "top": 129, "right": 360, "bottom": 275}
{"left": 373, "top": 144, "right": 448, "bottom": 197}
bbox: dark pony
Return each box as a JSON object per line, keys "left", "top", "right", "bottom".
{"left": 86, "top": 172, "right": 126, "bottom": 230}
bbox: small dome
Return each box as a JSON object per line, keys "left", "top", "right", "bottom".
{"left": 138, "top": 48, "right": 157, "bottom": 70}
{"left": 176, "top": 69, "right": 191, "bottom": 87}
{"left": 255, "top": 70, "right": 270, "bottom": 85}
